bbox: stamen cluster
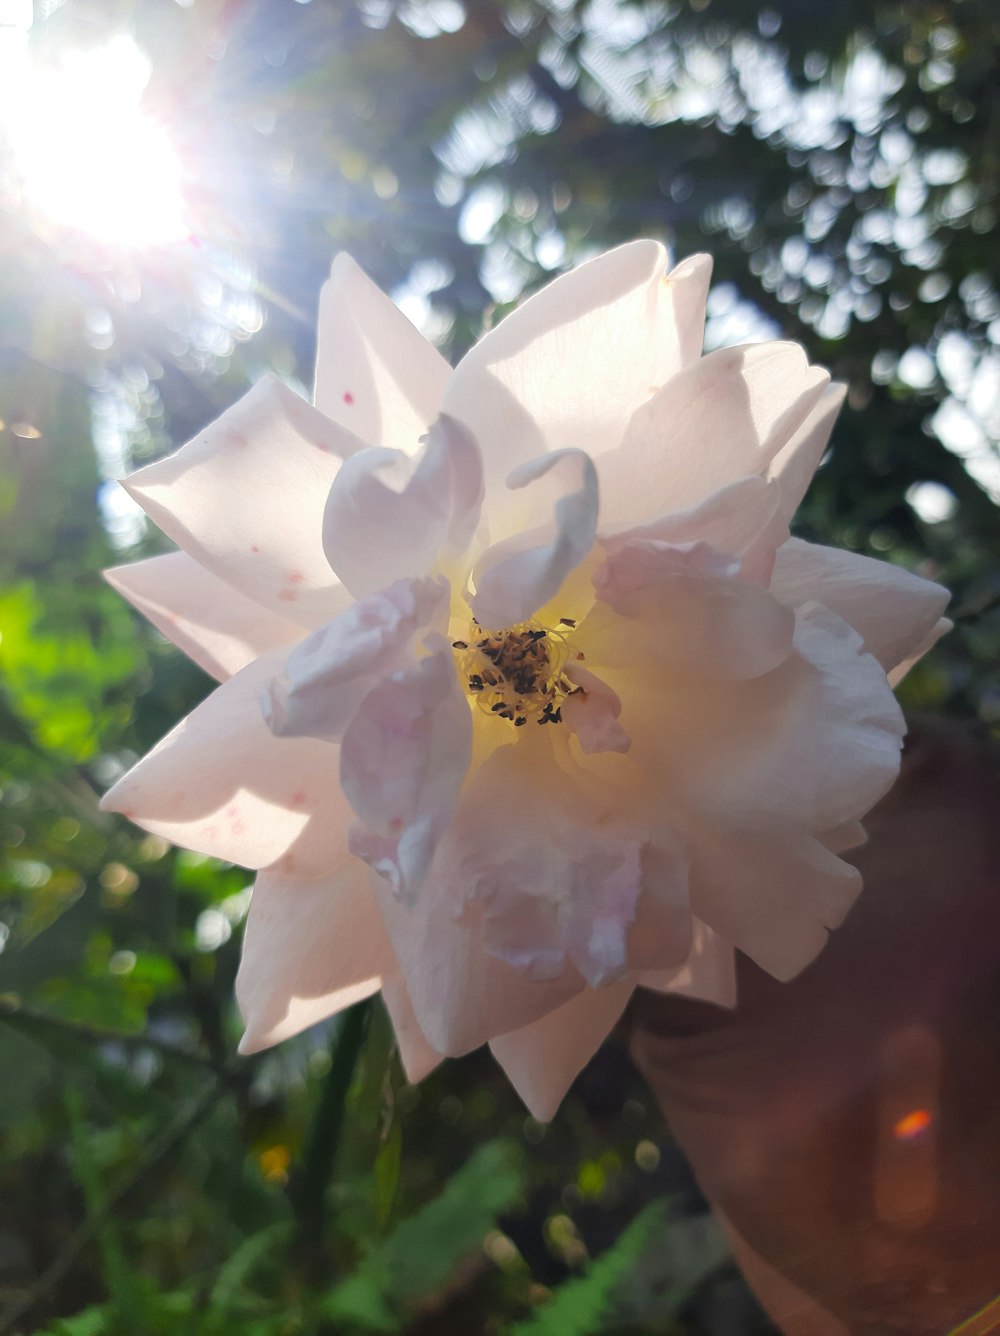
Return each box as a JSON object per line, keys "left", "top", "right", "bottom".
{"left": 452, "top": 618, "right": 581, "bottom": 727}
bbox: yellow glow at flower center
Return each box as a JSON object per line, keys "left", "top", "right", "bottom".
{"left": 452, "top": 618, "right": 583, "bottom": 726}
{"left": 1, "top": 35, "right": 189, "bottom": 249}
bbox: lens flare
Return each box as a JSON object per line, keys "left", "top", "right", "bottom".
{"left": 1, "top": 34, "right": 189, "bottom": 248}
{"left": 892, "top": 1107, "right": 933, "bottom": 1141}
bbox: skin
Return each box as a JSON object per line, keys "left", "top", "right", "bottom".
{"left": 628, "top": 716, "right": 1000, "bottom": 1334}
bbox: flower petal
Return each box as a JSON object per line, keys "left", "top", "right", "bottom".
{"left": 368, "top": 738, "right": 653, "bottom": 1053}
{"left": 313, "top": 254, "right": 452, "bottom": 453}
{"left": 560, "top": 664, "right": 630, "bottom": 755}
{"left": 618, "top": 603, "right": 905, "bottom": 837}
{"left": 489, "top": 978, "right": 635, "bottom": 1122}
{"left": 600, "top": 475, "right": 782, "bottom": 562}
{"left": 769, "top": 538, "right": 950, "bottom": 675}
{"left": 444, "top": 243, "right": 711, "bottom": 502}
{"left": 639, "top": 916, "right": 737, "bottom": 1009}
{"left": 122, "top": 375, "right": 361, "bottom": 627}
{"left": 428, "top": 742, "right": 645, "bottom": 988}
{"left": 819, "top": 819, "right": 868, "bottom": 853}
{"left": 468, "top": 448, "right": 598, "bottom": 629}
{"left": 627, "top": 834, "right": 692, "bottom": 972}
{"left": 597, "top": 342, "right": 830, "bottom": 525}
{"left": 688, "top": 829, "right": 861, "bottom": 982}
{"left": 587, "top": 540, "right": 796, "bottom": 681}
{"left": 323, "top": 414, "right": 484, "bottom": 600}
{"left": 100, "top": 650, "right": 350, "bottom": 874}
{"left": 263, "top": 576, "right": 448, "bottom": 741}
{"left": 342, "top": 641, "right": 472, "bottom": 898}
{"left": 765, "top": 381, "right": 845, "bottom": 526}
{"left": 380, "top": 973, "right": 444, "bottom": 1083}
{"left": 237, "top": 865, "right": 392, "bottom": 1054}
{"left": 372, "top": 876, "right": 582, "bottom": 1056}
{"left": 888, "top": 616, "right": 952, "bottom": 687}
{"left": 106, "top": 552, "right": 303, "bottom": 682}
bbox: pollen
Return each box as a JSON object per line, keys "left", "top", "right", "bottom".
{"left": 453, "top": 618, "right": 580, "bottom": 726}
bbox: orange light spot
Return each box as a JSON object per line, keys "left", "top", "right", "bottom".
{"left": 258, "top": 1145, "right": 291, "bottom": 1184}
{"left": 893, "top": 1108, "right": 933, "bottom": 1141}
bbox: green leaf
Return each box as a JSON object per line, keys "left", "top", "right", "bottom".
{"left": 65, "top": 1085, "right": 149, "bottom": 1331}
{"left": 204, "top": 1221, "right": 292, "bottom": 1324}
{"left": 324, "top": 1139, "right": 526, "bottom": 1330}
{"left": 373, "top": 1114, "right": 402, "bottom": 1226}
{"left": 35, "top": 1307, "right": 109, "bottom": 1336}
{"left": 510, "top": 1200, "right": 700, "bottom": 1336}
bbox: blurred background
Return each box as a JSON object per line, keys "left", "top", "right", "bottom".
{"left": 0, "top": 0, "right": 997, "bottom": 1331}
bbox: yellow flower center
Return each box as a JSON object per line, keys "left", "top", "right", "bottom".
{"left": 452, "top": 617, "right": 582, "bottom": 727}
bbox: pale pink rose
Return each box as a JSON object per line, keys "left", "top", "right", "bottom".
{"left": 101, "top": 242, "right": 950, "bottom": 1120}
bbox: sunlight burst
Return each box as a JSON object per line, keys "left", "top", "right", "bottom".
{"left": 2, "top": 34, "right": 189, "bottom": 248}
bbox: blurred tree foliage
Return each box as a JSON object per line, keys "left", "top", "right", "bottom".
{"left": 0, "top": 0, "right": 997, "bottom": 1331}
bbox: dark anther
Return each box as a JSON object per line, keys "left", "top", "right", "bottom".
{"left": 452, "top": 640, "right": 468, "bottom": 649}
{"left": 559, "top": 617, "right": 576, "bottom": 627}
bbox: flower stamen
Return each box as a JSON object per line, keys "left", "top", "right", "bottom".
{"left": 453, "top": 619, "right": 580, "bottom": 726}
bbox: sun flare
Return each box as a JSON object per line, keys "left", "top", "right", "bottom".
{"left": 1, "top": 33, "right": 189, "bottom": 249}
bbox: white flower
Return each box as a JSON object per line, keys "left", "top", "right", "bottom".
{"left": 101, "top": 242, "right": 950, "bottom": 1120}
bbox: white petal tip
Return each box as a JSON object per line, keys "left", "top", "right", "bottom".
{"left": 668, "top": 252, "right": 713, "bottom": 279}
{"left": 98, "top": 784, "right": 126, "bottom": 815}
{"left": 237, "top": 1029, "right": 268, "bottom": 1056}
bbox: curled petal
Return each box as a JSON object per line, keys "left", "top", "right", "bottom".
{"left": 561, "top": 664, "right": 630, "bottom": 754}
{"left": 106, "top": 551, "right": 303, "bottom": 682}
{"left": 264, "top": 576, "right": 448, "bottom": 741}
{"left": 587, "top": 540, "right": 796, "bottom": 682}
{"left": 237, "top": 865, "right": 393, "bottom": 1054}
{"left": 769, "top": 538, "right": 950, "bottom": 677}
{"left": 323, "top": 414, "right": 484, "bottom": 599}
{"left": 688, "top": 829, "right": 862, "bottom": 982}
{"left": 342, "top": 641, "right": 472, "bottom": 898}
{"left": 489, "top": 978, "right": 635, "bottom": 1123}
{"left": 469, "top": 448, "right": 598, "bottom": 629}
{"left": 623, "top": 603, "right": 905, "bottom": 837}
{"left": 314, "top": 253, "right": 451, "bottom": 452}
{"left": 100, "top": 651, "right": 350, "bottom": 875}
{"left": 597, "top": 342, "right": 830, "bottom": 526}
{"left": 122, "top": 375, "right": 361, "bottom": 628}
{"left": 444, "top": 242, "right": 712, "bottom": 507}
